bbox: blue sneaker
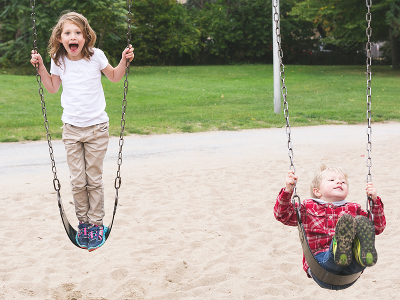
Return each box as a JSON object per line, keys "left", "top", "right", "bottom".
{"left": 87, "top": 224, "right": 107, "bottom": 252}
{"left": 76, "top": 222, "right": 89, "bottom": 249}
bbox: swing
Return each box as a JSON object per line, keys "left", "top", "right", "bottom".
{"left": 273, "top": 0, "right": 374, "bottom": 287}
{"left": 29, "top": 0, "right": 133, "bottom": 249}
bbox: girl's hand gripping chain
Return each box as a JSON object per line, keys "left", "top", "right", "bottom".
{"left": 122, "top": 45, "right": 134, "bottom": 64}
{"left": 30, "top": 50, "right": 44, "bottom": 68}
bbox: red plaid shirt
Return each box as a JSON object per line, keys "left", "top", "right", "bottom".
{"left": 274, "top": 188, "right": 386, "bottom": 275}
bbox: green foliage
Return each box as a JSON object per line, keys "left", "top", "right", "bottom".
{"left": 0, "top": 0, "right": 310, "bottom": 66}
{"left": 131, "top": 0, "right": 202, "bottom": 65}
{"left": 276, "top": 0, "right": 316, "bottom": 64}
{"left": 205, "top": 0, "right": 274, "bottom": 63}
{"left": 289, "top": 0, "right": 397, "bottom": 48}
{"left": 0, "top": 0, "right": 48, "bottom": 68}
{"left": 0, "top": 0, "right": 398, "bottom": 66}
{"left": 287, "top": 0, "right": 400, "bottom": 66}
{"left": 0, "top": 0, "right": 127, "bottom": 68}
{"left": 386, "top": 1, "right": 400, "bottom": 36}
{"left": 290, "top": 0, "right": 368, "bottom": 51}
{"left": 186, "top": 0, "right": 313, "bottom": 64}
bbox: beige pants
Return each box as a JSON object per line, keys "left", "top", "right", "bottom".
{"left": 62, "top": 122, "right": 109, "bottom": 225}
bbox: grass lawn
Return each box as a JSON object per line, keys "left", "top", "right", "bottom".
{"left": 0, "top": 64, "right": 399, "bottom": 142}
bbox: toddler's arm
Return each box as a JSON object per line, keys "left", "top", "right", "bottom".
{"left": 363, "top": 182, "right": 386, "bottom": 235}
{"left": 30, "top": 50, "right": 61, "bottom": 94}
{"left": 102, "top": 45, "right": 134, "bottom": 83}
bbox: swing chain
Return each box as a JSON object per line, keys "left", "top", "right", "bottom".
{"left": 366, "top": 0, "right": 372, "bottom": 184}
{"left": 30, "top": 0, "right": 61, "bottom": 192}
{"left": 366, "top": 0, "right": 374, "bottom": 219}
{"left": 273, "top": 0, "right": 300, "bottom": 209}
{"left": 114, "top": 0, "right": 133, "bottom": 190}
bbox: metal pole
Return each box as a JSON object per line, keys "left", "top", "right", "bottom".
{"left": 273, "top": 0, "right": 281, "bottom": 114}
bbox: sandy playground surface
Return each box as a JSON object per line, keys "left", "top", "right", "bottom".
{"left": 0, "top": 122, "right": 399, "bottom": 299}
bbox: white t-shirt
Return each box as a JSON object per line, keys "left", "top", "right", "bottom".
{"left": 50, "top": 48, "right": 110, "bottom": 127}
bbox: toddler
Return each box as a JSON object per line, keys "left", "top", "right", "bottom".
{"left": 274, "top": 165, "right": 386, "bottom": 290}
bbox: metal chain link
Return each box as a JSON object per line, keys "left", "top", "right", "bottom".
{"left": 114, "top": 0, "right": 132, "bottom": 195}
{"left": 30, "top": 0, "right": 61, "bottom": 193}
{"left": 366, "top": 0, "right": 372, "bottom": 183}
{"left": 273, "top": 0, "right": 300, "bottom": 207}
{"left": 365, "top": 0, "right": 373, "bottom": 218}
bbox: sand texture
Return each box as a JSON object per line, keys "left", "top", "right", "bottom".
{"left": 0, "top": 122, "right": 399, "bottom": 299}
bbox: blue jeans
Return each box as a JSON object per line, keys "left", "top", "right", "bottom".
{"left": 311, "top": 242, "right": 366, "bottom": 290}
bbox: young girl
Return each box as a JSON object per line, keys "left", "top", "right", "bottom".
{"left": 30, "top": 12, "right": 134, "bottom": 252}
{"left": 274, "top": 166, "right": 386, "bottom": 290}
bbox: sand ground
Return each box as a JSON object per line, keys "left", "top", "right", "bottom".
{"left": 0, "top": 122, "right": 399, "bottom": 299}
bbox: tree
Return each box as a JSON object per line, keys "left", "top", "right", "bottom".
{"left": 131, "top": 0, "right": 202, "bottom": 65}
{"left": 184, "top": 0, "right": 218, "bottom": 10}
{"left": 386, "top": 1, "right": 400, "bottom": 69}
{"left": 0, "top": 0, "right": 54, "bottom": 68}
{"left": 289, "top": 0, "right": 400, "bottom": 68}
{"left": 187, "top": 0, "right": 273, "bottom": 63}
{"left": 1, "top": 0, "right": 396, "bottom": 67}
{"left": 195, "top": 0, "right": 314, "bottom": 64}
{"left": 0, "top": 0, "right": 127, "bottom": 68}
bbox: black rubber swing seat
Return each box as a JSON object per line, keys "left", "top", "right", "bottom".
{"left": 57, "top": 191, "right": 117, "bottom": 249}
{"left": 296, "top": 210, "right": 362, "bottom": 286}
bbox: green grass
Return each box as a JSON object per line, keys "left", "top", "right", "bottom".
{"left": 0, "top": 65, "right": 399, "bottom": 142}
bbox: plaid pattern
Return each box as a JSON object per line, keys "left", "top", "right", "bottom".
{"left": 274, "top": 188, "right": 386, "bottom": 275}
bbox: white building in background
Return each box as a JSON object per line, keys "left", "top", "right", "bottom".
{"left": 371, "top": 42, "right": 385, "bottom": 59}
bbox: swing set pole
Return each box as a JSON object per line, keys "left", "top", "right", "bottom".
{"left": 273, "top": 0, "right": 281, "bottom": 114}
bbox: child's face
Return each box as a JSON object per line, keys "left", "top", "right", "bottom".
{"left": 59, "top": 21, "right": 85, "bottom": 61}
{"left": 313, "top": 171, "right": 348, "bottom": 203}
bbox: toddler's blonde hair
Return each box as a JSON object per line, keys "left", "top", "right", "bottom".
{"left": 48, "top": 12, "right": 97, "bottom": 68}
{"left": 310, "top": 164, "right": 348, "bottom": 198}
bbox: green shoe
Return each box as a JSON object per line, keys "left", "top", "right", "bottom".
{"left": 333, "top": 214, "right": 356, "bottom": 266}
{"left": 353, "top": 215, "right": 377, "bottom": 267}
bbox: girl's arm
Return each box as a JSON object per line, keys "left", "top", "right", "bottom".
{"left": 102, "top": 45, "right": 134, "bottom": 83}
{"left": 30, "top": 50, "right": 61, "bottom": 94}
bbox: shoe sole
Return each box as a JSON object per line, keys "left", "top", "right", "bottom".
{"left": 334, "top": 214, "right": 356, "bottom": 266}
{"left": 88, "top": 226, "right": 108, "bottom": 252}
{"left": 355, "top": 216, "right": 377, "bottom": 266}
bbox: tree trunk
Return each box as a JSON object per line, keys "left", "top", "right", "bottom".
{"left": 15, "top": 28, "right": 21, "bottom": 40}
{"left": 226, "top": 0, "right": 231, "bottom": 16}
{"left": 390, "top": 28, "right": 399, "bottom": 70}
{"left": 316, "top": 24, "right": 326, "bottom": 39}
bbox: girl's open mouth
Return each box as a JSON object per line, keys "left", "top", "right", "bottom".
{"left": 69, "top": 43, "right": 79, "bottom": 52}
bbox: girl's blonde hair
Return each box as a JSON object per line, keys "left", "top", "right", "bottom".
{"left": 48, "top": 12, "right": 96, "bottom": 68}
{"left": 310, "top": 164, "right": 349, "bottom": 198}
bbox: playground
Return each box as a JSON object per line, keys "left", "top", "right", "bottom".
{"left": 1, "top": 123, "right": 399, "bottom": 299}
